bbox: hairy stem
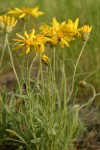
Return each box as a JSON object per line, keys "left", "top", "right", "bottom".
{"left": 6, "top": 37, "right": 22, "bottom": 94}
{"left": 69, "top": 41, "right": 87, "bottom": 99}
{"left": 0, "top": 34, "right": 8, "bottom": 68}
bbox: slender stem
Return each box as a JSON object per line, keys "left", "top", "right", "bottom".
{"left": 39, "top": 53, "right": 44, "bottom": 97}
{"left": 53, "top": 47, "right": 56, "bottom": 82}
{"left": 6, "top": 37, "right": 22, "bottom": 94}
{"left": 62, "top": 49, "right": 67, "bottom": 107}
{"left": 26, "top": 54, "right": 30, "bottom": 78}
{"left": 29, "top": 55, "right": 37, "bottom": 81}
{"left": 69, "top": 41, "right": 87, "bottom": 98}
{"left": 27, "top": 55, "right": 37, "bottom": 90}
{"left": 24, "top": 54, "right": 30, "bottom": 93}
{"left": 21, "top": 56, "right": 25, "bottom": 81}
{"left": 36, "top": 67, "right": 40, "bottom": 84}
{"left": 86, "top": 83, "right": 96, "bottom": 98}
{"left": 51, "top": 47, "right": 56, "bottom": 110}
{"left": 0, "top": 34, "right": 8, "bottom": 68}
{"left": 47, "top": 65, "right": 51, "bottom": 95}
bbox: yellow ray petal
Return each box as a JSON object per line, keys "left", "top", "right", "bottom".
{"left": 16, "top": 33, "right": 25, "bottom": 40}
{"left": 24, "top": 31, "right": 29, "bottom": 39}
{"left": 14, "top": 7, "right": 23, "bottom": 12}
{"left": 61, "top": 38, "right": 70, "bottom": 47}
{"left": 74, "top": 18, "right": 79, "bottom": 29}
{"left": 13, "top": 39, "right": 23, "bottom": 42}
{"left": 14, "top": 44, "right": 25, "bottom": 49}
{"left": 19, "top": 13, "right": 26, "bottom": 19}
{"left": 30, "top": 29, "right": 36, "bottom": 39}
{"left": 52, "top": 17, "right": 60, "bottom": 31}
{"left": 25, "top": 46, "right": 30, "bottom": 54}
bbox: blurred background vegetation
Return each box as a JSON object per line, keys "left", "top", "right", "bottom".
{"left": 0, "top": 0, "right": 100, "bottom": 104}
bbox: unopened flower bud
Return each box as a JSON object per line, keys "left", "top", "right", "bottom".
{"left": 0, "top": 15, "right": 17, "bottom": 33}
{"left": 6, "top": 25, "right": 13, "bottom": 33}
{"left": 78, "top": 25, "right": 92, "bottom": 41}
{"left": 79, "top": 80, "right": 87, "bottom": 87}
{"left": 41, "top": 54, "right": 50, "bottom": 66}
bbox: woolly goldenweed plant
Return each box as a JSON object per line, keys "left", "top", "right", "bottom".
{"left": 0, "top": 8, "right": 98, "bottom": 150}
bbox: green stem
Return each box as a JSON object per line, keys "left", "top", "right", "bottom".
{"left": 69, "top": 41, "right": 87, "bottom": 99}
{"left": 36, "top": 68, "right": 40, "bottom": 84}
{"left": 0, "top": 34, "right": 8, "bottom": 68}
{"left": 62, "top": 49, "right": 67, "bottom": 107}
{"left": 53, "top": 47, "right": 56, "bottom": 82}
{"left": 39, "top": 53, "right": 44, "bottom": 97}
{"left": 6, "top": 37, "right": 22, "bottom": 94}
{"left": 26, "top": 54, "right": 30, "bottom": 78}
{"left": 27, "top": 55, "right": 37, "bottom": 91}
{"left": 51, "top": 47, "right": 56, "bottom": 111}
{"left": 47, "top": 64, "right": 51, "bottom": 96}
{"left": 29, "top": 55, "right": 37, "bottom": 81}
{"left": 21, "top": 56, "right": 26, "bottom": 82}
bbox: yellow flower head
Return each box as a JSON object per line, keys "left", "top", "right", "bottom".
{"left": 58, "top": 18, "right": 79, "bottom": 47}
{"left": 0, "top": 15, "right": 17, "bottom": 33}
{"left": 79, "top": 25, "right": 92, "bottom": 33}
{"left": 13, "top": 29, "right": 36, "bottom": 55}
{"left": 8, "top": 6, "right": 44, "bottom": 20}
{"left": 13, "top": 29, "right": 48, "bottom": 55}
{"left": 41, "top": 54, "right": 50, "bottom": 66}
{"left": 40, "top": 18, "right": 80, "bottom": 48}
{"left": 40, "top": 23, "right": 58, "bottom": 45}
{"left": 40, "top": 24, "right": 53, "bottom": 37}
{"left": 65, "top": 18, "right": 79, "bottom": 38}
{"left": 40, "top": 18, "right": 62, "bottom": 46}
{"left": 78, "top": 25, "right": 92, "bottom": 41}
{"left": 33, "top": 34, "right": 46, "bottom": 53}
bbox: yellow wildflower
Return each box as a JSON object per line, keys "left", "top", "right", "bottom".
{"left": 79, "top": 25, "right": 92, "bottom": 33}
{"left": 40, "top": 24, "right": 53, "bottom": 37}
{"left": 13, "top": 29, "right": 48, "bottom": 55}
{"left": 40, "top": 23, "right": 58, "bottom": 45}
{"left": 52, "top": 18, "right": 71, "bottom": 47}
{"left": 40, "top": 18, "right": 79, "bottom": 48}
{"left": 41, "top": 54, "right": 50, "bottom": 66}
{"left": 0, "top": 15, "right": 17, "bottom": 33}
{"left": 59, "top": 18, "right": 79, "bottom": 47}
{"left": 34, "top": 34, "right": 49, "bottom": 53}
{"left": 8, "top": 6, "right": 44, "bottom": 20}
{"left": 78, "top": 25, "right": 92, "bottom": 41}
{"left": 13, "top": 29, "right": 36, "bottom": 54}
{"left": 65, "top": 18, "right": 79, "bottom": 38}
